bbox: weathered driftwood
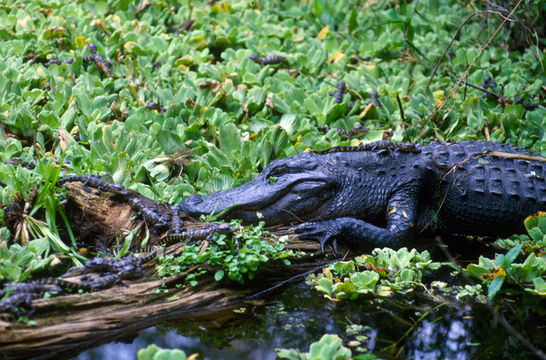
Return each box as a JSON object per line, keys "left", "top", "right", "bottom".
{"left": 0, "top": 183, "right": 334, "bottom": 360}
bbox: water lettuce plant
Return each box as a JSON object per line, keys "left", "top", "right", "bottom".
{"left": 137, "top": 344, "right": 188, "bottom": 360}
{"left": 465, "top": 213, "right": 546, "bottom": 300}
{"left": 308, "top": 248, "right": 442, "bottom": 301}
{"left": 276, "top": 334, "right": 353, "bottom": 360}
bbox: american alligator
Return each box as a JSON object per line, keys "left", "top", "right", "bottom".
{"left": 58, "top": 174, "right": 129, "bottom": 196}
{"left": 163, "top": 223, "right": 236, "bottom": 245}
{"left": 128, "top": 197, "right": 171, "bottom": 230}
{"left": 316, "top": 125, "right": 369, "bottom": 139}
{"left": 0, "top": 278, "right": 92, "bottom": 315}
{"left": 247, "top": 54, "right": 286, "bottom": 66}
{"left": 77, "top": 250, "right": 157, "bottom": 276}
{"left": 179, "top": 140, "right": 545, "bottom": 252}
{"left": 329, "top": 81, "right": 346, "bottom": 104}
{"left": 0, "top": 251, "right": 157, "bottom": 315}
{"left": 165, "top": 206, "right": 184, "bottom": 242}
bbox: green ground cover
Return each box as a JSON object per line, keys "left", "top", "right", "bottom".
{"left": 0, "top": 0, "right": 545, "bottom": 357}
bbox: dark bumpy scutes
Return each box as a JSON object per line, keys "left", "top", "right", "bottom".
{"left": 0, "top": 251, "right": 158, "bottom": 315}
{"left": 58, "top": 174, "right": 129, "bottom": 196}
{"left": 163, "top": 223, "right": 235, "bottom": 245}
{"left": 179, "top": 141, "right": 545, "bottom": 252}
{"left": 128, "top": 197, "right": 170, "bottom": 230}
{"left": 247, "top": 54, "right": 286, "bottom": 66}
{"left": 316, "top": 125, "right": 369, "bottom": 139}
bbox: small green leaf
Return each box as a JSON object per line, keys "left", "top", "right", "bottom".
{"left": 137, "top": 344, "right": 161, "bottom": 360}
{"left": 153, "top": 349, "right": 187, "bottom": 360}
{"left": 528, "top": 227, "right": 544, "bottom": 242}
{"left": 348, "top": 9, "right": 358, "bottom": 33}
{"left": 502, "top": 244, "right": 523, "bottom": 268}
{"left": 487, "top": 275, "right": 505, "bottom": 301}
{"left": 532, "top": 278, "right": 546, "bottom": 294}
{"left": 214, "top": 269, "right": 225, "bottom": 281}
{"left": 464, "top": 264, "right": 490, "bottom": 280}
{"left": 308, "top": 334, "right": 352, "bottom": 360}
{"left": 219, "top": 123, "right": 241, "bottom": 155}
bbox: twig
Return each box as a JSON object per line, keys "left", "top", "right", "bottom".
{"left": 498, "top": 313, "right": 546, "bottom": 360}
{"left": 382, "top": 303, "right": 445, "bottom": 353}
{"left": 396, "top": 94, "right": 406, "bottom": 123}
{"left": 464, "top": 80, "right": 542, "bottom": 109}
{"left": 420, "top": 0, "right": 523, "bottom": 138}
{"left": 464, "top": 80, "right": 505, "bottom": 100}
{"left": 427, "top": 10, "right": 516, "bottom": 88}
{"left": 246, "top": 262, "right": 335, "bottom": 299}
{"left": 488, "top": 151, "right": 546, "bottom": 162}
{"left": 483, "top": 120, "right": 491, "bottom": 141}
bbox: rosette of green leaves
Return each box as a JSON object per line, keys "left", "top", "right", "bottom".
{"left": 137, "top": 344, "right": 187, "bottom": 360}
{"left": 0, "top": 238, "right": 56, "bottom": 283}
{"left": 276, "top": 334, "right": 355, "bottom": 360}
{"left": 465, "top": 213, "right": 546, "bottom": 300}
{"left": 309, "top": 247, "right": 441, "bottom": 301}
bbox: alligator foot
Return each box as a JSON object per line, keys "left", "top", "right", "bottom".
{"left": 128, "top": 197, "right": 170, "bottom": 232}
{"left": 292, "top": 217, "right": 408, "bottom": 254}
{"left": 291, "top": 220, "right": 341, "bottom": 254}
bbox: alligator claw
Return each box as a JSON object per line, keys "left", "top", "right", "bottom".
{"left": 291, "top": 221, "right": 339, "bottom": 255}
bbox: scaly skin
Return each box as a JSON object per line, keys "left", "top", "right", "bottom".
{"left": 58, "top": 174, "right": 129, "bottom": 196}
{"left": 316, "top": 125, "right": 369, "bottom": 139}
{"left": 163, "top": 223, "right": 235, "bottom": 245}
{"left": 179, "top": 141, "right": 545, "bottom": 252}
{"left": 128, "top": 197, "right": 170, "bottom": 229}
{"left": 0, "top": 251, "right": 158, "bottom": 316}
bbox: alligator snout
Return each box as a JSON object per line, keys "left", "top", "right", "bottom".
{"left": 179, "top": 153, "right": 336, "bottom": 224}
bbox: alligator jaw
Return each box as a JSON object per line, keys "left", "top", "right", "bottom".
{"left": 179, "top": 159, "right": 335, "bottom": 224}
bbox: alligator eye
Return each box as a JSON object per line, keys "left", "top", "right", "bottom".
{"left": 268, "top": 165, "right": 285, "bottom": 177}
{"left": 268, "top": 176, "right": 278, "bottom": 185}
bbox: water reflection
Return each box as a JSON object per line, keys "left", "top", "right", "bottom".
{"left": 75, "top": 281, "right": 543, "bottom": 360}
{"left": 405, "top": 309, "right": 473, "bottom": 360}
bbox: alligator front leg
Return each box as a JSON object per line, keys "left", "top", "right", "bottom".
{"left": 293, "top": 190, "right": 418, "bottom": 253}
{"left": 293, "top": 217, "right": 412, "bottom": 253}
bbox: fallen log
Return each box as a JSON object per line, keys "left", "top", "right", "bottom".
{"left": 0, "top": 183, "right": 334, "bottom": 360}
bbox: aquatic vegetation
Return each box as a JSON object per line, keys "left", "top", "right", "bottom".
{"left": 0, "top": 0, "right": 544, "bottom": 356}
{"left": 157, "top": 220, "right": 299, "bottom": 285}
{"left": 0, "top": 238, "right": 56, "bottom": 283}
{"left": 308, "top": 248, "right": 442, "bottom": 301}
{"left": 276, "top": 334, "right": 356, "bottom": 360}
{"left": 137, "top": 344, "right": 188, "bottom": 360}
{"left": 465, "top": 213, "right": 546, "bottom": 300}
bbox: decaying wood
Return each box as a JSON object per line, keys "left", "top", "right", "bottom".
{"left": 0, "top": 183, "right": 334, "bottom": 360}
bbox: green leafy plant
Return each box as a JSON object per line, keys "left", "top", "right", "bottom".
{"left": 157, "top": 220, "right": 299, "bottom": 285}
{"left": 276, "top": 334, "right": 354, "bottom": 360}
{"left": 308, "top": 248, "right": 442, "bottom": 301}
{"left": 137, "top": 344, "right": 187, "bottom": 360}
{"left": 0, "top": 238, "right": 56, "bottom": 283}
{"left": 492, "top": 212, "right": 546, "bottom": 251}
{"left": 465, "top": 213, "right": 546, "bottom": 300}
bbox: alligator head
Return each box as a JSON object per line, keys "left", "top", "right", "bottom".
{"left": 179, "top": 153, "right": 349, "bottom": 225}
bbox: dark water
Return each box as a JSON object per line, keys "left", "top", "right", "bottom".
{"left": 75, "top": 280, "right": 545, "bottom": 360}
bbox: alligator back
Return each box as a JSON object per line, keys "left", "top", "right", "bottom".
{"left": 418, "top": 141, "right": 545, "bottom": 237}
